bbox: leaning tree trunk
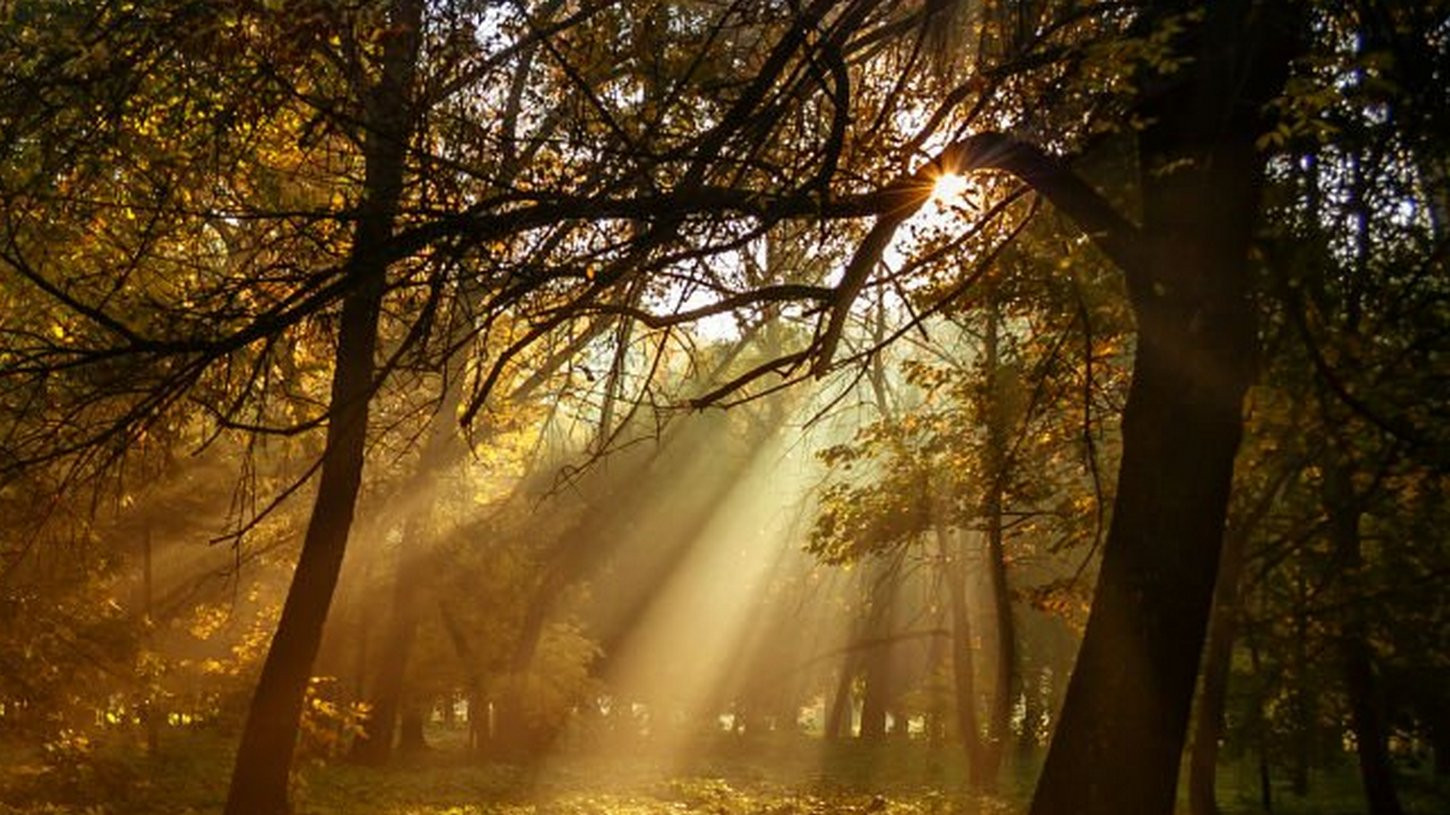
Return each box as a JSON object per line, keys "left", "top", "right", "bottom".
{"left": 222, "top": 4, "right": 421, "bottom": 813}
{"left": 1028, "top": 4, "right": 1295, "bottom": 814}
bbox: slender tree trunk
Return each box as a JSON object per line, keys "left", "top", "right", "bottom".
{"left": 1432, "top": 714, "right": 1450, "bottom": 777}
{"left": 140, "top": 522, "right": 159, "bottom": 757}
{"left": 1247, "top": 636, "right": 1274, "bottom": 812}
{"left": 1188, "top": 526, "right": 1250, "bottom": 815}
{"left": 980, "top": 288, "right": 1015, "bottom": 791}
{"left": 398, "top": 699, "right": 426, "bottom": 754}
{"left": 1028, "top": 5, "right": 1294, "bottom": 813}
{"left": 350, "top": 556, "right": 375, "bottom": 702}
{"left": 1017, "top": 666, "right": 1040, "bottom": 760}
{"left": 826, "top": 654, "right": 857, "bottom": 739}
{"left": 352, "top": 536, "right": 427, "bottom": 763}
{"left": 1325, "top": 466, "right": 1405, "bottom": 815}
{"left": 222, "top": 5, "right": 420, "bottom": 813}
{"left": 859, "top": 559, "right": 900, "bottom": 741}
{"left": 437, "top": 599, "right": 487, "bottom": 752}
{"left": 1289, "top": 572, "right": 1312, "bottom": 796}
{"left": 946, "top": 534, "right": 985, "bottom": 782}
{"left": 352, "top": 359, "right": 468, "bottom": 763}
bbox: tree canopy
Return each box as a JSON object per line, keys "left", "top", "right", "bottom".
{"left": 2, "top": 2, "right": 1448, "bottom": 815}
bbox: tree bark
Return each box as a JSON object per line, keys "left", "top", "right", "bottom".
{"left": 1190, "top": 463, "right": 1294, "bottom": 815}
{"left": 1245, "top": 635, "right": 1274, "bottom": 812}
{"left": 1325, "top": 465, "right": 1405, "bottom": 815}
{"left": 980, "top": 288, "right": 1015, "bottom": 791}
{"left": 351, "top": 531, "right": 428, "bottom": 764}
{"left": 141, "top": 522, "right": 159, "bottom": 757}
{"left": 352, "top": 359, "right": 468, "bottom": 763}
{"left": 825, "top": 653, "right": 857, "bottom": 739}
{"left": 858, "top": 558, "right": 900, "bottom": 741}
{"left": 222, "top": 4, "right": 421, "bottom": 813}
{"left": 1028, "top": 5, "right": 1294, "bottom": 814}
{"left": 1188, "top": 526, "right": 1250, "bottom": 815}
{"left": 946, "top": 532, "right": 985, "bottom": 781}
{"left": 398, "top": 699, "right": 426, "bottom": 754}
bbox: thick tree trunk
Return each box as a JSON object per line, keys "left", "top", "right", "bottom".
{"left": 1027, "top": 5, "right": 1293, "bottom": 813}
{"left": 1029, "top": 293, "right": 1250, "bottom": 815}
{"left": 222, "top": 5, "right": 420, "bottom": 813}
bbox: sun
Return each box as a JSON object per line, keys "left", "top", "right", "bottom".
{"left": 929, "top": 171, "right": 970, "bottom": 206}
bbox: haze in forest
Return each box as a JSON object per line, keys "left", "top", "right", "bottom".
{"left": 1, "top": 2, "right": 1448, "bottom": 815}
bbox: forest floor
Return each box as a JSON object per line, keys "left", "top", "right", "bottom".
{"left": 1, "top": 728, "right": 1447, "bottom": 814}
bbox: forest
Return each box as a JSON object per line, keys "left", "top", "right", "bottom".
{"left": 1, "top": 1, "right": 1448, "bottom": 814}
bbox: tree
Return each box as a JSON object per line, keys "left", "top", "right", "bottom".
{"left": 6, "top": 4, "right": 1446, "bottom": 815}
{"left": 222, "top": 1, "right": 423, "bottom": 810}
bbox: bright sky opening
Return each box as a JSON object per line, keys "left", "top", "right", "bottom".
{"left": 930, "top": 171, "right": 970, "bottom": 206}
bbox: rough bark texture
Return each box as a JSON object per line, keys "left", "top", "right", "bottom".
{"left": 222, "top": 4, "right": 420, "bottom": 812}
{"left": 1027, "top": 4, "right": 1295, "bottom": 814}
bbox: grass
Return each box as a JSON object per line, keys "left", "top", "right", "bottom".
{"left": 1, "top": 727, "right": 1446, "bottom": 815}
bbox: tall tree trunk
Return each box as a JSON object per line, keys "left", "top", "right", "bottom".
{"left": 825, "top": 653, "right": 857, "bottom": 739}
{"left": 1017, "top": 666, "right": 1040, "bottom": 760}
{"left": 858, "top": 559, "right": 900, "bottom": 741}
{"left": 352, "top": 530, "right": 428, "bottom": 763}
{"left": 1191, "top": 465, "right": 1293, "bottom": 815}
{"left": 1432, "top": 710, "right": 1450, "bottom": 777}
{"left": 352, "top": 358, "right": 468, "bottom": 763}
{"left": 1326, "top": 465, "right": 1405, "bottom": 815}
{"left": 1289, "top": 573, "right": 1311, "bottom": 796}
{"left": 222, "top": 5, "right": 421, "bottom": 813}
{"left": 980, "top": 287, "right": 1015, "bottom": 791}
{"left": 1028, "top": 5, "right": 1294, "bottom": 814}
{"left": 140, "top": 522, "right": 159, "bottom": 757}
{"left": 398, "top": 698, "right": 426, "bottom": 754}
{"left": 1247, "top": 636, "right": 1274, "bottom": 812}
{"left": 946, "top": 531, "right": 985, "bottom": 782}
{"left": 1188, "top": 526, "right": 1250, "bottom": 815}
{"left": 858, "top": 651, "right": 891, "bottom": 740}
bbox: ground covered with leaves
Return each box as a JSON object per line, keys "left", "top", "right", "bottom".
{"left": 2, "top": 730, "right": 1447, "bottom": 815}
